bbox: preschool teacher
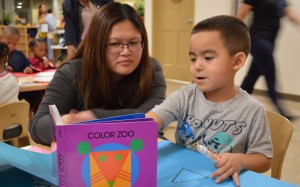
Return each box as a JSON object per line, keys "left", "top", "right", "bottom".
{"left": 29, "top": 2, "right": 166, "bottom": 146}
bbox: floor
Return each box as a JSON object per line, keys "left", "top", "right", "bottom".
{"left": 163, "top": 80, "right": 300, "bottom": 186}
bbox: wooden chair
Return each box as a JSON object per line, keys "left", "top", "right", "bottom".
{"left": 0, "top": 100, "right": 30, "bottom": 147}
{"left": 265, "top": 110, "right": 293, "bottom": 179}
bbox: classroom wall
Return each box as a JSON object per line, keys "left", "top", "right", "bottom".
{"left": 145, "top": 0, "right": 300, "bottom": 96}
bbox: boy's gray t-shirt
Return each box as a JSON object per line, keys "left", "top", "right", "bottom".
{"left": 151, "top": 84, "right": 272, "bottom": 158}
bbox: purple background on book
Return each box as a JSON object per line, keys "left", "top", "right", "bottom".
{"left": 56, "top": 120, "right": 157, "bottom": 187}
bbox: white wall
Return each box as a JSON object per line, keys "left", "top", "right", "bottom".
{"left": 145, "top": 0, "right": 300, "bottom": 96}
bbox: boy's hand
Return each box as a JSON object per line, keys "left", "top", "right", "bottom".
{"left": 6, "top": 65, "right": 13, "bottom": 72}
{"left": 210, "top": 153, "right": 243, "bottom": 187}
{"left": 23, "top": 66, "right": 33, "bottom": 74}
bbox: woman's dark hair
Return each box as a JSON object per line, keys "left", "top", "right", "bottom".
{"left": 73, "top": 2, "right": 153, "bottom": 110}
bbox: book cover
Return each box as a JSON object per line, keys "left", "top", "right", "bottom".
{"left": 50, "top": 105, "right": 158, "bottom": 187}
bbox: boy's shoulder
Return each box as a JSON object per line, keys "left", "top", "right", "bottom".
{"left": 10, "top": 49, "right": 26, "bottom": 57}
{"left": 169, "top": 83, "right": 202, "bottom": 100}
{"left": 179, "top": 83, "right": 200, "bottom": 94}
{"left": 0, "top": 71, "right": 17, "bottom": 82}
{"left": 236, "top": 88, "right": 264, "bottom": 108}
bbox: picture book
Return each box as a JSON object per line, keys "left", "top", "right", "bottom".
{"left": 0, "top": 107, "right": 157, "bottom": 187}
{"left": 49, "top": 105, "right": 158, "bottom": 187}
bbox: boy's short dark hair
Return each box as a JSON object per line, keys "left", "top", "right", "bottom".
{"left": 0, "top": 41, "right": 9, "bottom": 62}
{"left": 192, "top": 15, "right": 250, "bottom": 57}
{"left": 2, "top": 26, "right": 20, "bottom": 37}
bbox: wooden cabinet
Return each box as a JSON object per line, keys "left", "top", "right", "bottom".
{"left": 0, "top": 26, "right": 38, "bottom": 57}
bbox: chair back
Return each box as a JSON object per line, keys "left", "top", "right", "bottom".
{"left": 0, "top": 100, "right": 30, "bottom": 147}
{"left": 266, "top": 110, "right": 293, "bottom": 179}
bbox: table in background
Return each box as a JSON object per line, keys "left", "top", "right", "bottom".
{"left": 13, "top": 70, "right": 55, "bottom": 92}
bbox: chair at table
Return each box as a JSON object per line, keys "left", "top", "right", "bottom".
{"left": 0, "top": 100, "right": 30, "bottom": 147}
{"left": 265, "top": 110, "right": 293, "bottom": 180}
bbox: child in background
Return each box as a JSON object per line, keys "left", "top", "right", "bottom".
{"left": 0, "top": 26, "right": 33, "bottom": 73}
{"left": 0, "top": 42, "right": 19, "bottom": 105}
{"left": 1, "top": 26, "right": 42, "bottom": 111}
{"left": 146, "top": 15, "right": 272, "bottom": 186}
{"left": 28, "top": 39, "right": 55, "bottom": 72}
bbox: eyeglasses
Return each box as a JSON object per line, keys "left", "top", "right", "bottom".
{"left": 105, "top": 41, "right": 144, "bottom": 53}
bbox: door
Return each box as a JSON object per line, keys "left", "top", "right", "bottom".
{"left": 152, "top": 0, "right": 194, "bottom": 82}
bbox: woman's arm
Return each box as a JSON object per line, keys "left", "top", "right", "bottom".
{"left": 62, "top": 1, "right": 78, "bottom": 50}
{"left": 284, "top": 6, "right": 300, "bottom": 26}
{"left": 29, "top": 62, "right": 80, "bottom": 145}
{"left": 236, "top": 3, "right": 253, "bottom": 21}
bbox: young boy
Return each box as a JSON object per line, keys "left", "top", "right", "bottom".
{"left": 146, "top": 15, "right": 272, "bottom": 186}
{"left": 1, "top": 26, "right": 33, "bottom": 73}
{"left": 0, "top": 41, "right": 19, "bottom": 105}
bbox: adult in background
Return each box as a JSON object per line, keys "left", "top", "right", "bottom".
{"left": 44, "top": 8, "right": 57, "bottom": 61}
{"left": 37, "top": 3, "right": 48, "bottom": 41}
{"left": 62, "top": 0, "right": 113, "bottom": 59}
{"left": 29, "top": 2, "right": 166, "bottom": 146}
{"left": 236, "top": 0, "right": 300, "bottom": 120}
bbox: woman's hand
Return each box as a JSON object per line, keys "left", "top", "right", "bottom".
{"left": 61, "top": 109, "right": 96, "bottom": 124}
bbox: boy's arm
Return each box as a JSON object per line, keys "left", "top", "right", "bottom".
{"left": 23, "top": 66, "right": 33, "bottom": 74}
{"left": 146, "top": 111, "right": 165, "bottom": 130}
{"left": 211, "top": 152, "right": 271, "bottom": 186}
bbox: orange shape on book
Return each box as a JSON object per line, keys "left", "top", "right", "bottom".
{"left": 90, "top": 150, "right": 131, "bottom": 187}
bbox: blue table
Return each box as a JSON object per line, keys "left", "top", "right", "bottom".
{"left": 0, "top": 141, "right": 299, "bottom": 187}
{"left": 157, "top": 141, "right": 299, "bottom": 187}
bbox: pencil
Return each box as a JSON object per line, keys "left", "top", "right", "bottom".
{"left": 195, "top": 143, "right": 220, "bottom": 162}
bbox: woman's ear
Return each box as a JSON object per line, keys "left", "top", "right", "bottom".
{"left": 232, "top": 52, "right": 246, "bottom": 71}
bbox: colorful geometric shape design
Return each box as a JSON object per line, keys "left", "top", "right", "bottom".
{"left": 90, "top": 150, "right": 131, "bottom": 186}
{"left": 81, "top": 143, "right": 140, "bottom": 187}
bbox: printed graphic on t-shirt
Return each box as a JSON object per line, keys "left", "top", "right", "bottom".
{"left": 177, "top": 115, "right": 245, "bottom": 153}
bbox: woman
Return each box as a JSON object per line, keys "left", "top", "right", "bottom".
{"left": 37, "top": 3, "right": 48, "bottom": 40}
{"left": 62, "top": 0, "right": 113, "bottom": 59}
{"left": 29, "top": 2, "right": 166, "bottom": 146}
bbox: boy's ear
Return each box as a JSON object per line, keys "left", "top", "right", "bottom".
{"left": 232, "top": 52, "right": 246, "bottom": 71}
